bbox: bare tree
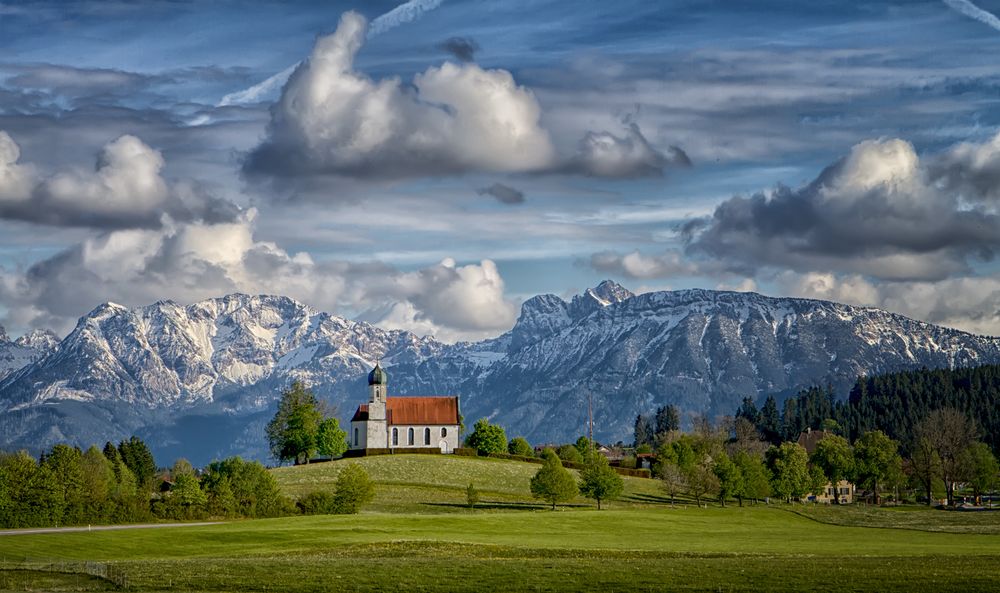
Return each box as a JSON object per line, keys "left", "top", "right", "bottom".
{"left": 660, "top": 463, "right": 686, "bottom": 507}
{"left": 915, "top": 408, "right": 978, "bottom": 506}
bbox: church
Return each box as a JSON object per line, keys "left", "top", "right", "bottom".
{"left": 349, "top": 363, "right": 461, "bottom": 453}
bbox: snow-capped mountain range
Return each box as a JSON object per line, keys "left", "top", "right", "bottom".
{"left": 2, "top": 281, "right": 999, "bottom": 464}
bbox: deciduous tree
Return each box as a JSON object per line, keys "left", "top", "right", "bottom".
{"left": 811, "top": 434, "right": 853, "bottom": 504}
{"left": 465, "top": 418, "right": 508, "bottom": 456}
{"left": 767, "top": 442, "right": 810, "bottom": 502}
{"left": 530, "top": 449, "right": 578, "bottom": 510}
{"left": 578, "top": 453, "right": 624, "bottom": 510}
{"left": 852, "top": 430, "right": 902, "bottom": 505}
{"left": 508, "top": 437, "right": 534, "bottom": 457}
{"left": 316, "top": 418, "right": 348, "bottom": 458}
{"left": 267, "top": 381, "right": 324, "bottom": 464}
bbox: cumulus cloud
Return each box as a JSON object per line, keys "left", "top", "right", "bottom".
{"left": 244, "top": 11, "right": 556, "bottom": 179}
{"left": 0, "top": 214, "right": 517, "bottom": 342}
{"left": 569, "top": 122, "right": 691, "bottom": 178}
{"left": 778, "top": 270, "right": 1000, "bottom": 337}
{"left": 589, "top": 249, "right": 697, "bottom": 279}
{"left": 477, "top": 182, "right": 524, "bottom": 204}
{"left": 0, "top": 131, "right": 239, "bottom": 229}
{"left": 686, "top": 135, "right": 1000, "bottom": 281}
{"left": 439, "top": 37, "right": 479, "bottom": 62}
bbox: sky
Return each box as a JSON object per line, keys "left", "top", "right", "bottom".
{"left": 3, "top": 0, "right": 1000, "bottom": 342}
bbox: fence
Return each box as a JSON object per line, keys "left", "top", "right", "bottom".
{"left": 0, "top": 557, "right": 129, "bottom": 590}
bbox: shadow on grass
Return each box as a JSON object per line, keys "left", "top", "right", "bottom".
{"left": 421, "top": 501, "right": 590, "bottom": 511}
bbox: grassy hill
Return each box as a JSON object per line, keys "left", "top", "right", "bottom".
{"left": 3, "top": 454, "right": 1000, "bottom": 592}
{"left": 272, "top": 453, "right": 663, "bottom": 512}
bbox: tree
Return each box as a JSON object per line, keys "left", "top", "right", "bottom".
{"left": 574, "top": 436, "right": 594, "bottom": 460}
{"left": 556, "top": 444, "right": 583, "bottom": 464}
{"left": 316, "top": 418, "right": 348, "bottom": 458}
{"left": 767, "top": 442, "right": 810, "bottom": 502}
{"left": 578, "top": 454, "right": 624, "bottom": 510}
{"left": 466, "top": 483, "right": 480, "bottom": 509}
{"left": 81, "top": 446, "right": 114, "bottom": 522}
{"left": 634, "top": 414, "right": 655, "bottom": 448}
{"left": 202, "top": 457, "right": 288, "bottom": 518}
{"left": 530, "top": 449, "right": 578, "bottom": 510}
{"left": 266, "top": 381, "right": 324, "bottom": 464}
{"left": 811, "top": 434, "right": 853, "bottom": 504}
{"left": 733, "top": 451, "right": 770, "bottom": 505}
{"left": 685, "top": 460, "right": 720, "bottom": 507}
{"left": 117, "top": 436, "right": 156, "bottom": 488}
{"left": 170, "top": 472, "right": 208, "bottom": 519}
{"left": 42, "top": 444, "right": 85, "bottom": 525}
{"left": 654, "top": 405, "right": 680, "bottom": 441}
{"left": 964, "top": 442, "right": 999, "bottom": 504}
{"left": 909, "top": 435, "right": 943, "bottom": 506}
{"left": 334, "top": 463, "right": 375, "bottom": 514}
{"left": 508, "top": 437, "right": 534, "bottom": 457}
{"left": 759, "top": 395, "right": 782, "bottom": 444}
{"left": 915, "top": 408, "right": 978, "bottom": 506}
{"left": 853, "top": 430, "right": 902, "bottom": 505}
{"left": 660, "top": 462, "right": 686, "bottom": 507}
{"left": 465, "top": 418, "right": 508, "bottom": 456}
{"left": 713, "top": 452, "right": 742, "bottom": 507}
{"left": 207, "top": 476, "right": 238, "bottom": 518}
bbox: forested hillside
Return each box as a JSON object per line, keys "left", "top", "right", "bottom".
{"left": 739, "top": 364, "right": 1000, "bottom": 454}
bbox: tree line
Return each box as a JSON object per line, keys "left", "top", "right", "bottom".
{"left": 738, "top": 364, "right": 1000, "bottom": 455}
{"left": 0, "top": 434, "right": 376, "bottom": 529}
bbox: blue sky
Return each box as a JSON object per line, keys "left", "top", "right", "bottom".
{"left": 2, "top": 0, "right": 1000, "bottom": 341}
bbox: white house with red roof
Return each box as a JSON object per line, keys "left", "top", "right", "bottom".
{"left": 349, "top": 363, "right": 461, "bottom": 453}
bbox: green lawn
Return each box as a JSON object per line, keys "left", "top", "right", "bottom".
{"left": 2, "top": 455, "right": 1000, "bottom": 592}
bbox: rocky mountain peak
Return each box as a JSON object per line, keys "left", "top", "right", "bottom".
{"left": 569, "top": 279, "right": 635, "bottom": 319}
{"left": 0, "top": 325, "right": 7, "bottom": 343}
{"left": 14, "top": 329, "right": 60, "bottom": 351}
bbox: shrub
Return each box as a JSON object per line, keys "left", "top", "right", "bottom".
{"left": 333, "top": 463, "right": 375, "bottom": 514}
{"left": 466, "top": 483, "right": 480, "bottom": 509}
{"left": 297, "top": 490, "right": 338, "bottom": 515}
{"left": 508, "top": 437, "right": 534, "bottom": 457}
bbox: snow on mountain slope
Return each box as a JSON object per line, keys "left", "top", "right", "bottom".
{"left": 2, "top": 281, "right": 999, "bottom": 464}
{"left": 0, "top": 326, "right": 58, "bottom": 382}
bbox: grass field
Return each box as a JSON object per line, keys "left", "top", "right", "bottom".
{"left": 2, "top": 454, "right": 1000, "bottom": 592}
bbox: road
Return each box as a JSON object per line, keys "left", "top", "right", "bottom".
{"left": 0, "top": 522, "right": 222, "bottom": 536}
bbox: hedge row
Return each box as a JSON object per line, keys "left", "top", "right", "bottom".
{"left": 343, "top": 447, "right": 444, "bottom": 458}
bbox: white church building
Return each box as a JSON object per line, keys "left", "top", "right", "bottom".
{"left": 349, "top": 363, "right": 461, "bottom": 453}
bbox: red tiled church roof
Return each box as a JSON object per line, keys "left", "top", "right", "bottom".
{"left": 352, "top": 396, "right": 459, "bottom": 425}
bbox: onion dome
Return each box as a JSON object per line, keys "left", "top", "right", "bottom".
{"left": 368, "top": 362, "right": 388, "bottom": 386}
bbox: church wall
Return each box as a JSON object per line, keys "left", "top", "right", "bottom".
{"left": 388, "top": 424, "right": 460, "bottom": 453}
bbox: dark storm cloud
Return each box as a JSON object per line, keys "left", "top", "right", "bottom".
{"left": 477, "top": 182, "right": 525, "bottom": 205}
{"left": 685, "top": 137, "right": 1000, "bottom": 281}
{"left": 439, "top": 37, "right": 479, "bottom": 62}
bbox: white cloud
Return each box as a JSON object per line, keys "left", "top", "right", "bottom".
{"left": 245, "top": 11, "right": 556, "bottom": 179}
{"left": 571, "top": 122, "right": 690, "bottom": 178}
{"left": 0, "top": 214, "right": 517, "bottom": 342}
{"left": 0, "top": 131, "right": 239, "bottom": 229}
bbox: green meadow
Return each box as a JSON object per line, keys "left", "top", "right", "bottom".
{"left": 3, "top": 454, "right": 1000, "bottom": 592}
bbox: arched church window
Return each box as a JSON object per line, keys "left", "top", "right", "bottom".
{"left": 407, "top": 428, "right": 414, "bottom": 445}
{"left": 354, "top": 428, "right": 358, "bottom": 446}
{"left": 441, "top": 427, "right": 447, "bottom": 438}
{"left": 392, "top": 428, "right": 398, "bottom": 446}
{"left": 424, "top": 428, "right": 431, "bottom": 445}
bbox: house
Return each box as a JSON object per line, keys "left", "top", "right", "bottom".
{"left": 797, "top": 428, "right": 856, "bottom": 504}
{"left": 349, "top": 363, "right": 461, "bottom": 453}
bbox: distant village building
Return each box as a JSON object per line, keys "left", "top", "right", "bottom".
{"left": 797, "top": 428, "right": 856, "bottom": 504}
{"left": 349, "top": 363, "right": 461, "bottom": 453}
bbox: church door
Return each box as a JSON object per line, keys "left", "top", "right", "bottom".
{"left": 438, "top": 440, "right": 450, "bottom": 454}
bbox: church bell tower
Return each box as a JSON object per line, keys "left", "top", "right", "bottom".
{"left": 365, "top": 362, "right": 389, "bottom": 448}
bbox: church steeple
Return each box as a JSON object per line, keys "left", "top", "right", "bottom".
{"left": 368, "top": 362, "right": 387, "bottom": 404}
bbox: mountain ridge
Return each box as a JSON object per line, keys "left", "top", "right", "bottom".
{"left": 2, "top": 282, "right": 998, "bottom": 464}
